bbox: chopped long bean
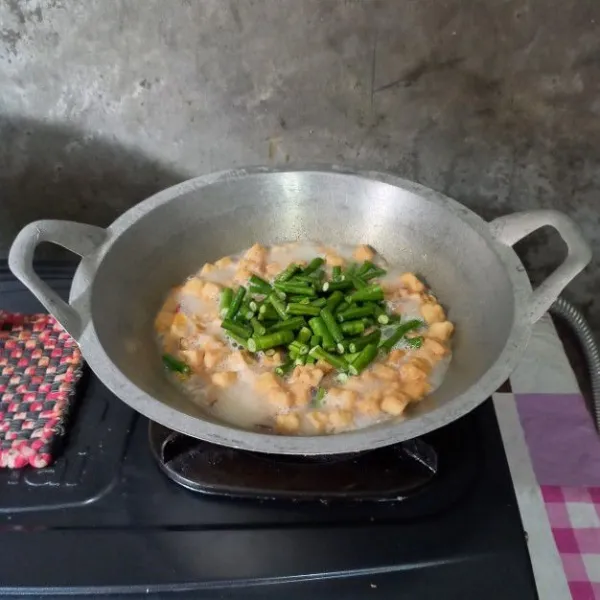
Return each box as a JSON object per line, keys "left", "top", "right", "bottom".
{"left": 221, "top": 319, "right": 252, "bottom": 339}
{"left": 249, "top": 274, "right": 272, "bottom": 292}
{"left": 268, "top": 293, "right": 289, "bottom": 320}
{"left": 275, "top": 263, "right": 300, "bottom": 282}
{"left": 258, "top": 304, "right": 278, "bottom": 320}
{"left": 308, "top": 345, "right": 349, "bottom": 371}
{"left": 289, "top": 340, "right": 310, "bottom": 355}
{"left": 336, "top": 305, "right": 374, "bottom": 322}
{"left": 347, "top": 274, "right": 367, "bottom": 289}
{"left": 247, "top": 330, "right": 294, "bottom": 352}
{"left": 335, "top": 300, "right": 350, "bottom": 315}
{"left": 332, "top": 265, "right": 342, "bottom": 280}
{"left": 274, "top": 282, "right": 317, "bottom": 296}
{"left": 227, "top": 332, "right": 248, "bottom": 349}
{"left": 162, "top": 353, "right": 191, "bottom": 376}
{"left": 357, "top": 261, "right": 376, "bottom": 276}
{"left": 269, "top": 316, "right": 306, "bottom": 333}
{"left": 320, "top": 307, "right": 344, "bottom": 343}
{"left": 340, "top": 320, "right": 365, "bottom": 336}
{"left": 373, "top": 304, "right": 390, "bottom": 324}
{"left": 250, "top": 317, "right": 267, "bottom": 336}
{"left": 219, "top": 287, "right": 233, "bottom": 317}
{"left": 275, "top": 360, "right": 295, "bottom": 377}
{"left": 226, "top": 286, "right": 246, "bottom": 320}
{"left": 308, "top": 316, "right": 335, "bottom": 351}
{"left": 363, "top": 267, "right": 387, "bottom": 281}
{"left": 286, "top": 303, "right": 321, "bottom": 316}
{"left": 348, "top": 343, "right": 378, "bottom": 375}
{"left": 348, "top": 330, "right": 382, "bottom": 353}
{"left": 346, "top": 285, "right": 384, "bottom": 303}
{"left": 321, "top": 280, "right": 353, "bottom": 292}
{"left": 379, "top": 319, "right": 423, "bottom": 352}
{"left": 326, "top": 290, "right": 344, "bottom": 312}
{"left": 291, "top": 275, "right": 318, "bottom": 284}
{"left": 297, "top": 327, "right": 312, "bottom": 344}
{"left": 303, "top": 257, "right": 325, "bottom": 276}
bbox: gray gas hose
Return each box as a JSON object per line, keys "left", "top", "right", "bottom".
{"left": 550, "top": 297, "right": 600, "bottom": 431}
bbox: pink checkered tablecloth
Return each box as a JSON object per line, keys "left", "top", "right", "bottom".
{"left": 508, "top": 389, "right": 600, "bottom": 599}
{"left": 541, "top": 486, "right": 600, "bottom": 599}
{"left": 494, "top": 307, "right": 600, "bottom": 600}
{"left": 493, "top": 315, "right": 600, "bottom": 599}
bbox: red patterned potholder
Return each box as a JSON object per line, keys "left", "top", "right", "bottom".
{"left": 0, "top": 311, "right": 84, "bottom": 468}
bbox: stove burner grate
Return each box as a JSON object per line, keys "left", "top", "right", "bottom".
{"left": 149, "top": 422, "right": 438, "bottom": 501}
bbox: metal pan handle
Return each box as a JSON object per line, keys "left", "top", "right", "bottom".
{"left": 8, "top": 220, "right": 108, "bottom": 340}
{"left": 489, "top": 210, "right": 592, "bottom": 324}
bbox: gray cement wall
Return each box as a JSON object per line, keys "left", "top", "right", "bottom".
{"left": 1, "top": 0, "right": 599, "bottom": 329}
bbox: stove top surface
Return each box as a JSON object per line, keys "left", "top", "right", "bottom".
{"left": 0, "top": 263, "right": 538, "bottom": 599}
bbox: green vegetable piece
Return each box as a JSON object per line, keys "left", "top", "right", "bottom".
{"left": 250, "top": 275, "right": 272, "bottom": 293}
{"left": 308, "top": 316, "right": 335, "bottom": 351}
{"left": 226, "top": 286, "right": 246, "bottom": 320}
{"left": 303, "top": 257, "right": 325, "bottom": 276}
{"left": 363, "top": 267, "right": 387, "bottom": 281}
{"left": 347, "top": 274, "right": 367, "bottom": 290}
{"left": 332, "top": 265, "right": 342, "bottom": 280}
{"left": 308, "top": 345, "right": 349, "bottom": 371}
{"left": 268, "top": 293, "right": 289, "bottom": 320}
{"left": 275, "top": 360, "right": 295, "bottom": 377}
{"left": 336, "top": 305, "right": 374, "bottom": 322}
{"left": 219, "top": 287, "right": 233, "bottom": 317}
{"left": 250, "top": 317, "right": 267, "bottom": 336}
{"left": 340, "top": 320, "right": 365, "bottom": 336}
{"left": 356, "top": 261, "right": 376, "bottom": 276}
{"left": 346, "top": 285, "right": 384, "bottom": 303}
{"left": 275, "top": 263, "right": 300, "bottom": 283}
{"left": 221, "top": 319, "right": 252, "bottom": 339}
{"left": 286, "top": 303, "right": 321, "bottom": 317}
{"left": 405, "top": 335, "right": 424, "bottom": 349}
{"left": 297, "top": 327, "right": 312, "bottom": 344}
{"left": 269, "top": 316, "right": 306, "bottom": 333}
{"left": 335, "top": 300, "right": 350, "bottom": 315}
{"left": 373, "top": 304, "right": 390, "bottom": 324}
{"left": 311, "top": 297, "right": 327, "bottom": 308}
{"left": 291, "top": 275, "right": 318, "bottom": 284}
{"left": 348, "top": 343, "right": 378, "bottom": 375}
{"left": 313, "top": 386, "right": 326, "bottom": 407}
{"left": 348, "top": 330, "right": 382, "bottom": 354}
{"left": 289, "top": 340, "right": 310, "bottom": 355}
{"left": 379, "top": 319, "right": 423, "bottom": 352}
{"left": 162, "top": 353, "right": 191, "bottom": 376}
{"left": 247, "top": 330, "right": 295, "bottom": 352}
{"left": 274, "top": 282, "right": 317, "bottom": 296}
{"left": 226, "top": 332, "right": 249, "bottom": 349}
{"left": 325, "top": 290, "right": 344, "bottom": 312}
{"left": 321, "top": 280, "right": 353, "bottom": 292}
{"left": 320, "top": 307, "right": 344, "bottom": 343}
{"left": 258, "top": 303, "right": 278, "bottom": 321}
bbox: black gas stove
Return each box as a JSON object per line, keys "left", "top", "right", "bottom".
{"left": 0, "top": 263, "right": 538, "bottom": 599}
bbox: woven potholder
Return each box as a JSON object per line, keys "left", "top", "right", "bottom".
{"left": 0, "top": 311, "right": 83, "bottom": 468}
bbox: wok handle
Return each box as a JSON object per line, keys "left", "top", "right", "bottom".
{"left": 8, "top": 220, "right": 108, "bottom": 341}
{"left": 489, "top": 210, "right": 592, "bottom": 324}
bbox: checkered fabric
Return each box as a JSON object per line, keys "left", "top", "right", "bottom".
{"left": 0, "top": 311, "right": 83, "bottom": 468}
{"left": 542, "top": 486, "right": 600, "bottom": 599}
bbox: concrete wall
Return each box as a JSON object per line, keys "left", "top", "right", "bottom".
{"left": 1, "top": 0, "right": 599, "bottom": 329}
